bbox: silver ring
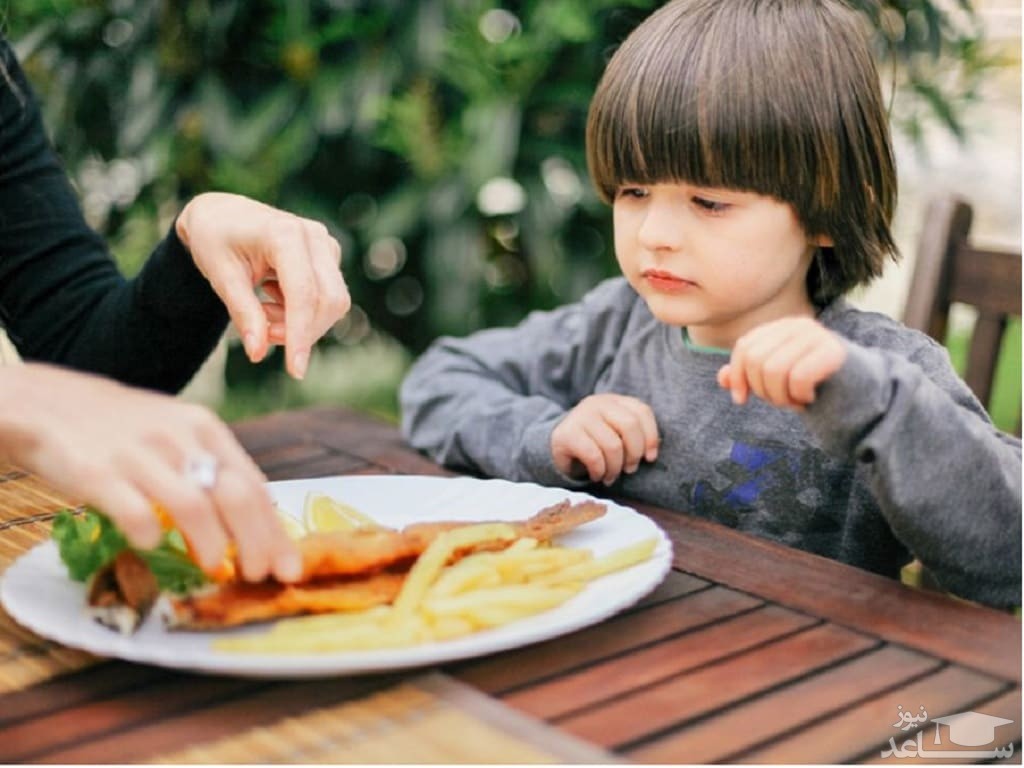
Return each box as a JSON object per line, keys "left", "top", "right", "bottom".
{"left": 184, "top": 453, "right": 219, "bottom": 491}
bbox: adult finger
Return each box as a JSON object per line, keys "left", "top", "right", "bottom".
{"left": 260, "top": 302, "right": 287, "bottom": 345}
{"left": 206, "top": 467, "right": 277, "bottom": 582}
{"left": 124, "top": 451, "right": 230, "bottom": 572}
{"left": 84, "top": 479, "right": 162, "bottom": 550}
{"left": 268, "top": 219, "right": 318, "bottom": 379}
{"left": 303, "top": 220, "right": 350, "bottom": 342}
{"left": 205, "top": 254, "right": 269, "bottom": 363}
{"left": 200, "top": 420, "right": 301, "bottom": 582}
{"left": 261, "top": 278, "right": 285, "bottom": 304}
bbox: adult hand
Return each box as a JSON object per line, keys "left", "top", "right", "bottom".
{"left": 717, "top": 317, "right": 847, "bottom": 409}
{"left": 0, "top": 364, "right": 300, "bottom": 582}
{"left": 176, "top": 192, "right": 351, "bottom": 380}
{"left": 550, "top": 394, "right": 659, "bottom": 485}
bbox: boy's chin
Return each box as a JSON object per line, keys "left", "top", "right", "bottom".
{"left": 639, "top": 294, "right": 701, "bottom": 327}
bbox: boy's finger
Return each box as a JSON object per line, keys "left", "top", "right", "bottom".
{"left": 618, "top": 397, "right": 660, "bottom": 463}
{"left": 582, "top": 419, "right": 624, "bottom": 484}
{"left": 599, "top": 402, "right": 646, "bottom": 472}
{"left": 553, "top": 425, "right": 607, "bottom": 483}
{"left": 788, "top": 341, "right": 847, "bottom": 405}
{"left": 717, "top": 364, "right": 732, "bottom": 390}
{"left": 726, "top": 346, "right": 751, "bottom": 405}
{"left": 735, "top": 326, "right": 801, "bottom": 403}
{"left": 761, "top": 335, "right": 821, "bottom": 407}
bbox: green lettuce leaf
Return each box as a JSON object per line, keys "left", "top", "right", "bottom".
{"left": 52, "top": 508, "right": 207, "bottom": 594}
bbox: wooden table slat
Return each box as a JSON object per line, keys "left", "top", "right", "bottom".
{"left": 628, "top": 644, "right": 945, "bottom": 763}
{"left": 735, "top": 664, "right": 1010, "bottom": 764}
{"left": 503, "top": 604, "right": 819, "bottom": 721}
{"left": 556, "top": 622, "right": 879, "bottom": 749}
{"left": 261, "top": 453, "right": 374, "bottom": 481}
{"left": 451, "top": 585, "right": 762, "bottom": 693}
{"left": 632, "top": 569, "right": 710, "bottom": 606}
{"left": 642, "top": 506, "right": 1022, "bottom": 683}
{"left": 858, "top": 687, "right": 1022, "bottom": 765}
{"left": 0, "top": 661, "right": 169, "bottom": 728}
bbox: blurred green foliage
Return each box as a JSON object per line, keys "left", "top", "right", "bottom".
{"left": 4, "top": 0, "right": 997, "bottom": 419}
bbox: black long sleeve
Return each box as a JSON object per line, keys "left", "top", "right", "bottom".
{"left": 0, "top": 41, "right": 228, "bottom": 393}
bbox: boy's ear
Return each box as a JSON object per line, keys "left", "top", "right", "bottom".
{"left": 811, "top": 233, "right": 834, "bottom": 248}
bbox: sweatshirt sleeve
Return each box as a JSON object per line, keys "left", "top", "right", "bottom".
{"left": 400, "top": 279, "right": 634, "bottom": 486}
{"left": 0, "top": 41, "right": 228, "bottom": 393}
{"left": 804, "top": 338, "right": 1022, "bottom": 608}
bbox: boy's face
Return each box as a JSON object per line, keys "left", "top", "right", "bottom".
{"left": 613, "top": 182, "right": 823, "bottom": 349}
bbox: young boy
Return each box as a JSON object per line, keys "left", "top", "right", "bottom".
{"left": 399, "top": 0, "right": 1021, "bottom": 608}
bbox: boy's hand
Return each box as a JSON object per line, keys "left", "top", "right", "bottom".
{"left": 717, "top": 317, "right": 846, "bottom": 409}
{"left": 550, "top": 394, "right": 659, "bottom": 485}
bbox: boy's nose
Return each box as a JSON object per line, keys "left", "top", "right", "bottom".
{"left": 637, "top": 201, "right": 684, "bottom": 252}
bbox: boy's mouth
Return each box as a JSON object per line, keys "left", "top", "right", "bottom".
{"left": 641, "top": 269, "right": 696, "bottom": 292}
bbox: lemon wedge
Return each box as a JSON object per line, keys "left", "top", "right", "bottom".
{"left": 275, "top": 506, "right": 307, "bottom": 539}
{"left": 302, "top": 492, "right": 378, "bottom": 533}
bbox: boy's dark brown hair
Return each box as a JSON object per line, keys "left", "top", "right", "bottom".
{"left": 586, "top": 0, "right": 898, "bottom": 304}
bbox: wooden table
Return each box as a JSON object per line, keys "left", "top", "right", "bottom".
{"left": 0, "top": 406, "right": 1019, "bottom": 764}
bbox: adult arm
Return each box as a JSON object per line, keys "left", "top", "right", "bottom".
{"left": 0, "top": 41, "right": 227, "bottom": 392}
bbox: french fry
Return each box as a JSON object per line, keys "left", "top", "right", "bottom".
{"left": 493, "top": 547, "right": 591, "bottom": 580}
{"left": 391, "top": 523, "right": 517, "bottom": 618}
{"left": 428, "top": 558, "right": 504, "bottom": 598}
{"left": 261, "top": 605, "right": 394, "bottom": 638}
{"left": 529, "top": 538, "right": 658, "bottom": 586}
{"left": 429, "top": 543, "right": 590, "bottom": 598}
{"left": 424, "top": 584, "right": 580, "bottom": 621}
{"left": 427, "top": 615, "right": 476, "bottom": 641}
{"left": 216, "top": 611, "right": 425, "bottom": 653}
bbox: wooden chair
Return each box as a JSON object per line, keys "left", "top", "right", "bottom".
{"left": 901, "top": 195, "right": 1021, "bottom": 597}
{"left": 903, "top": 194, "right": 1021, "bottom": 431}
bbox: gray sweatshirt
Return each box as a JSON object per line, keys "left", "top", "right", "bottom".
{"left": 401, "top": 277, "right": 1021, "bottom": 608}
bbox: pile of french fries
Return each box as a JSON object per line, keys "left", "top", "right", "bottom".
{"left": 216, "top": 513, "right": 656, "bottom": 655}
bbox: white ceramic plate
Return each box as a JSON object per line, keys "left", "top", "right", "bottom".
{"left": 1, "top": 475, "right": 673, "bottom": 678}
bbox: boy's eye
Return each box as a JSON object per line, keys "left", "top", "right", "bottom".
{"left": 616, "top": 186, "right": 648, "bottom": 199}
{"left": 692, "top": 196, "right": 729, "bottom": 213}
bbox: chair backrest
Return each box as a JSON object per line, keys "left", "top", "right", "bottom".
{"left": 903, "top": 195, "right": 1022, "bottom": 421}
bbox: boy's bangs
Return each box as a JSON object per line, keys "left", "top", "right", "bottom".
{"left": 587, "top": 3, "right": 829, "bottom": 208}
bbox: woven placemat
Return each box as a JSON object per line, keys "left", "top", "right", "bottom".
{"left": 0, "top": 467, "right": 96, "bottom": 692}
{"left": 0, "top": 464, "right": 77, "bottom": 527}
{"left": 150, "top": 673, "right": 616, "bottom": 764}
